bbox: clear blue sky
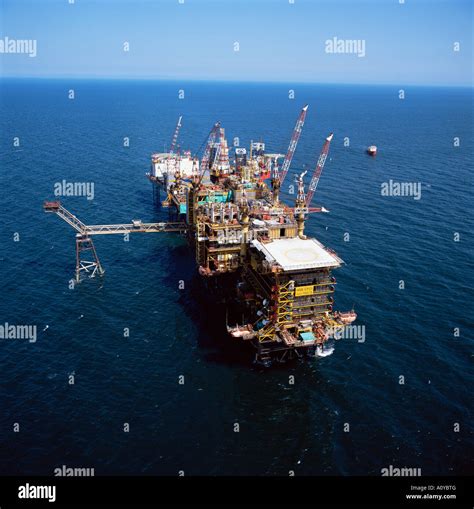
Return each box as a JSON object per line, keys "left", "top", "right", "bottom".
{"left": 0, "top": 0, "right": 472, "bottom": 86}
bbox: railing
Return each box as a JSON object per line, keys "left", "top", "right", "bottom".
{"left": 85, "top": 222, "right": 187, "bottom": 235}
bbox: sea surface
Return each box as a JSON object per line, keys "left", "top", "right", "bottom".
{"left": 0, "top": 79, "right": 472, "bottom": 475}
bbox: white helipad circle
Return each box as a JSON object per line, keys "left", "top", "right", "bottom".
{"left": 284, "top": 248, "right": 318, "bottom": 262}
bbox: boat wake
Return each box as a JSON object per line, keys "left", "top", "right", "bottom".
{"left": 315, "top": 344, "right": 335, "bottom": 358}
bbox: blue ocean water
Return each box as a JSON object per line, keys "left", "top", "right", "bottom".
{"left": 0, "top": 79, "right": 472, "bottom": 475}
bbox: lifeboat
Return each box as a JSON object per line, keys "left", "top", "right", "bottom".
{"left": 367, "top": 145, "right": 377, "bottom": 156}
{"left": 336, "top": 310, "right": 357, "bottom": 324}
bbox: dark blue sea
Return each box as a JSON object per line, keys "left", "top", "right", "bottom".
{"left": 0, "top": 79, "right": 472, "bottom": 476}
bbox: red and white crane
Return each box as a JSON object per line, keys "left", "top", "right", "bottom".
{"left": 272, "top": 105, "right": 308, "bottom": 201}
{"left": 304, "top": 133, "right": 334, "bottom": 207}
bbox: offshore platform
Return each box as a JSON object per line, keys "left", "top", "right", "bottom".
{"left": 44, "top": 105, "right": 356, "bottom": 366}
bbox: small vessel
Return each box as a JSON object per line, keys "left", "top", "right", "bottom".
{"left": 367, "top": 145, "right": 377, "bottom": 156}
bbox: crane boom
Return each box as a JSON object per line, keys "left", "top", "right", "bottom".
{"left": 278, "top": 104, "right": 308, "bottom": 186}
{"left": 169, "top": 115, "right": 182, "bottom": 155}
{"left": 197, "top": 122, "right": 220, "bottom": 185}
{"left": 305, "top": 133, "right": 334, "bottom": 207}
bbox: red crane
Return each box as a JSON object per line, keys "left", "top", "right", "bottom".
{"left": 277, "top": 105, "right": 308, "bottom": 187}
{"left": 305, "top": 133, "right": 334, "bottom": 207}
{"left": 169, "top": 115, "right": 183, "bottom": 155}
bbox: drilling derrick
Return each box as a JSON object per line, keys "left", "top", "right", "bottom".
{"left": 199, "top": 122, "right": 220, "bottom": 179}
{"left": 211, "top": 127, "right": 231, "bottom": 181}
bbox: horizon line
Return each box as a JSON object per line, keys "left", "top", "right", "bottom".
{"left": 0, "top": 75, "right": 472, "bottom": 88}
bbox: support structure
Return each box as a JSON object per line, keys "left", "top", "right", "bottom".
{"left": 75, "top": 235, "right": 104, "bottom": 282}
{"left": 44, "top": 201, "right": 186, "bottom": 283}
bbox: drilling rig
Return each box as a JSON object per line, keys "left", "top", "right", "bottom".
{"left": 45, "top": 106, "right": 356, "bottom": 366}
